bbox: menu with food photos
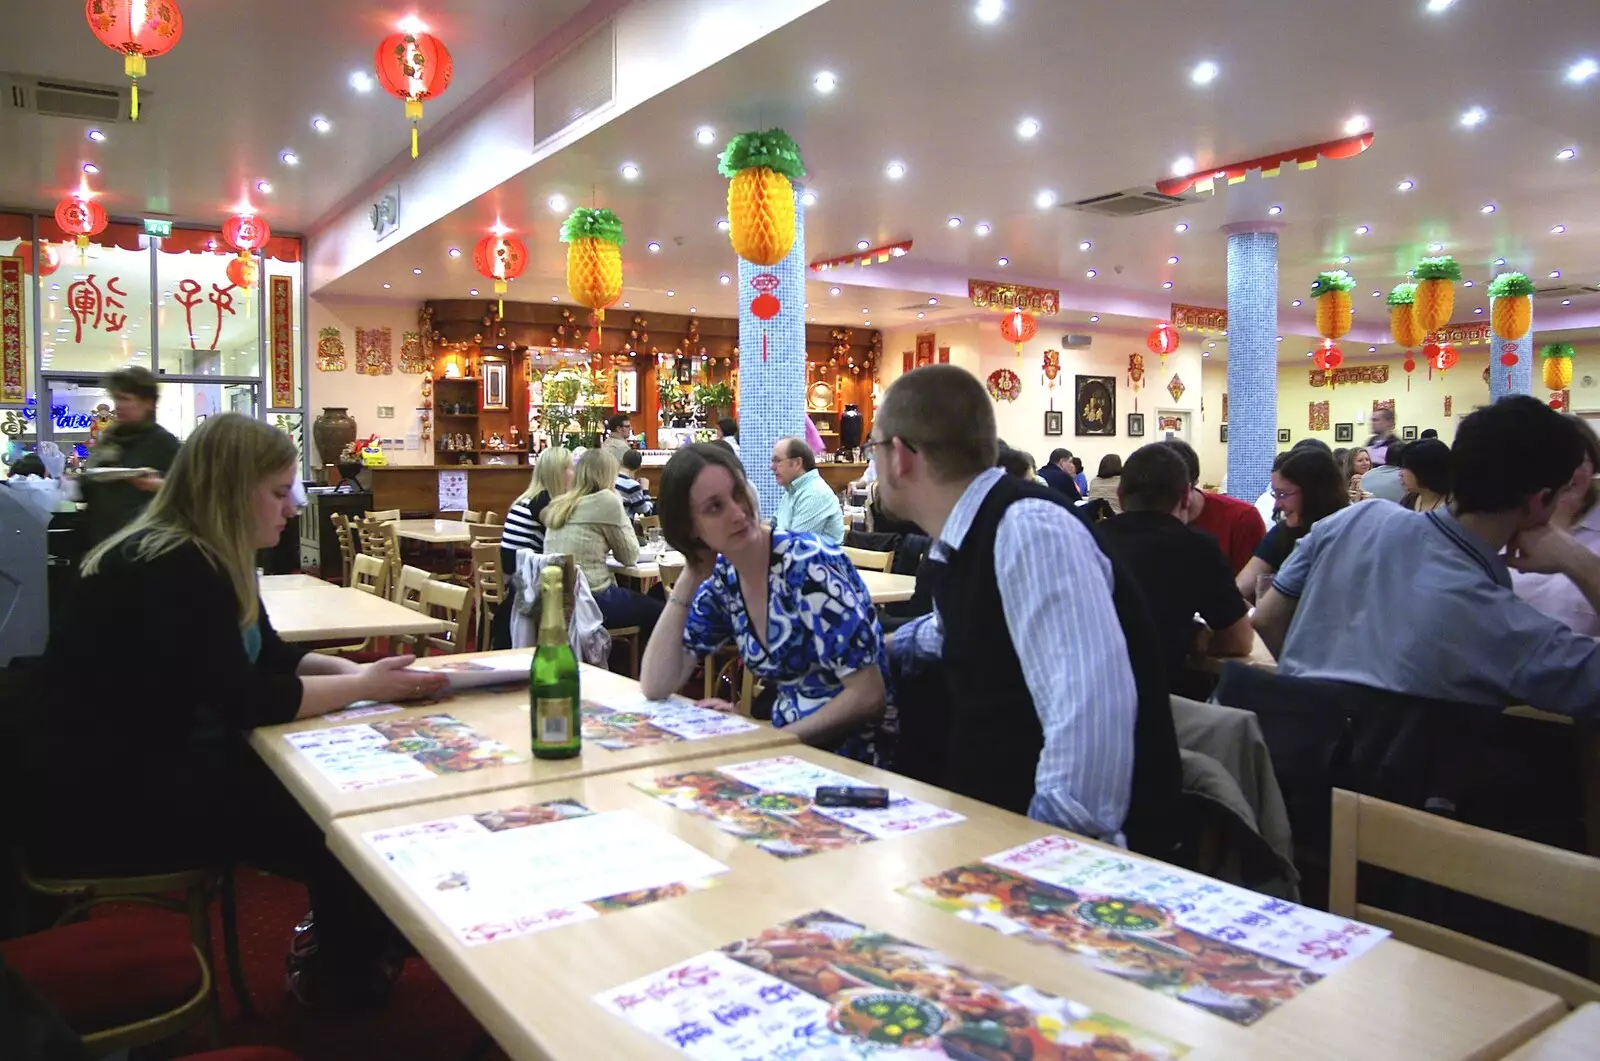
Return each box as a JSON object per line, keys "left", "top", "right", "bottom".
{"left": 283, "top": 713, "right": 523, "bottom": 791}
{"left": 583, "top": 697, "right": 760, "bottom": 750}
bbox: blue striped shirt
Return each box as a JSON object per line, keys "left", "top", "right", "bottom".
{"left": 892, "top": 468, "right": 1137, "bottom": 843}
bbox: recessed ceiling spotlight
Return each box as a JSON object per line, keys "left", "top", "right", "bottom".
{"left": 917, "top": 312, "right": 925, "bottom": 319}
{"left": 350, "top": 71, "right": 374, "bottom": 92}
{"left": 1344, "top": 114, "right": 1370, "bottom": 135}
{"left": 312, "top": 117, "right": 331, "bottom": 134}
{"left": 1430, "top": 242, "right": 1446, "bottom": 252}
{"left": 623, "top": 302, "right": 630, "bottom": 308}
{"left": 1190, "top": 61, "right": 1219, "bottom": 85}
{"left": 1175, "top": 222, "right": 1189, "bottom": 233}
{"left": 86, "top": 128, "right": 106, "bottom": 142}
{"left": 256, "top": 180, "right": 273, "bottom": 193}
{"left": 974, "top": 0, "right": 1005, "bottom": 22}
{"left": 1035, "top": 189, "right": 1057, "bottom": 209}
{"left": 975, "top": 223, "right": 991, "bottom": 236}
{"left": 1090, "top": 315, "right": 1100, "bottom": 322}
{"left": 1464, "top": 280, "right": 1474, "bottom": 287}
{"left": 1162, "top": 281, "right": 1174, "bottom": 289}
{"left": 646, "top": 241, "right": 661, "bottom": 253}
{"left": 1494, "top": 257, "right": 1506, "bottom": 266}
{"left": 448, "top": 248, "right": 461, "bottom": 258}
{"left": 1016, "top": 117, "right": 1041, "bottom": 139}
{"left": 280, "top": 151, "right": 299, "bottom": 166}
{"left": 856, "top": 240, "right": 870, "bottom": 250}
{"left": 813, "top": 70, "right": 838, "bottom": 93}
{"left": 863, "top": 321, "right": 870, "bottom": 326}
{"left": 1167, "top": 256, "right": 1180, "bottom": 265}
{"left": 997, "top": 257, "right": 1009, "bottom": 266}
{"left": 717, "top": 219, "right": 731, "bottom": 232}
{"left": 1552, "top": 224, "right": 1567, "bottom": 234}
{"left": 885, "top": 160, "right": 907, "bottom": 180}
{"left": 1338, "top": 256, "right": 1352, "bottom": 264}
{"left": 550, "top": 295, "right": 559, "bottom": 302}
{"left": 719, "top": 274, "right": 731, "bottom": 285}
{"left": 800, "top": 190, "right": 817, "bottom": 206}
{"left": 1078, "top": 240, "right": 1092, "bottom": 251}
{"left": 1355, "top": 225, "right": 1370, "bottom": 235}
{"left": 694, "top": 126, "right": 716, "bottom": 145}
{"left": 1373, "top": 290, "right": 1382, "bottom": 297}
{"left": 1550, "top": 270, "right": 1562, "bottom": 278}
{"left": 861, "top": 308, "right": 870, "bottom": 313}
{"left": 1459, "top": 106, "right": 1487, "bottom": 127}
{"left": 382, "top": 282, "right": 391, "bottom": 289}
{"left": 830, "top": 287, "right": 841, "bottom": 295}
{"left": 1171, "top": 156, "right": 1196, "bottom": 177}
{"left": 1474, "top": 307, "right": 1484, "bottom": 314}
{"left": 1567, "top": 58, "right": 1599, "bottom": 83}
{"left": 1480, "top": 203, "right": 1497, "bottom": 214}
{"left": 947, "top": 216, "right": 962, "bottom": 228}
{"left": 928, "top": 297, "right": 939, "bottom": 305}
{"left": 1556, "top": 147, "right": 1578, "bottom": 161}
{"left": 1086, "top": 269, "right": 1097, "bottom": 278}
{"left": 1397, "top": 179, "right": 1415, "bottom": 192}
{"left": 620, "top": 163, "right": 640, "bottom": 180}
{"left": 469, "top": 288, "right": 479, "bottom": 296}
{"left": 548, "top": 194, "right": 567, "bottom": 211}
{"left": 1563, "top": 299, "right": 1573, "bottom": 306}
{"left": 1268, "top": 205, "right": 1283, "bottom": 216}
{"left": 1292, "top": 299, "right": 1303, "bottom": 307}
{"left": 665, "top": 289, "right": 675, "bottom": 297}
{"left": 81, "top": 163, "right": 98, "bottom": 174}
{"left": 1208, "top": 340, "right": 1217, "bottom": 347}
{"left": 689, "top": 306, "right": 697, "bottom": 313}
{"left": 1277, "top": 336, "right": 1285, "bottom": 342}
{"left": 412, "top": 267, "right": 422, "bottom": 275}
{"left": 1425, "top": 0, "right": 1456, "bottom": 11}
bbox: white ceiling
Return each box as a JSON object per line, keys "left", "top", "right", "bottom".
{"left": 0, "top": 0, "right": 590, "bottom": 230}
{"left": 323, "top": 0, "right": 1600, "bottom": 346}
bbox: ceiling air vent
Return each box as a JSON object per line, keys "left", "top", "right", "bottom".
{"left": 4, "top": 75, "right": 127, "bottom": 122}
{"left": 1062, "top": 334, "right": 1092, "bottom": 347}
{"left": 532, "top": 22, "right": 616, "bottom": 147}
{"left": 1064, "top": 187, "right": 1192, "bottom": 218}
{"left": 1534, "top": 283, "right": 1600, "bottom": 300}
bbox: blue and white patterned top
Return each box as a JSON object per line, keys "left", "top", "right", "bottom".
{"left": 683, "top": 531, "right": 890, "bottom": 764}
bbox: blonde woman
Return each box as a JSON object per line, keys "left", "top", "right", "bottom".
{"left": 491, "top": 446, "right": 571, "bottom": 648}
{"left": 544, "top": 446, "right": 663, "bottom": 640}
{"left": 21, "top": 413, "right": 443, "bottom": 1012}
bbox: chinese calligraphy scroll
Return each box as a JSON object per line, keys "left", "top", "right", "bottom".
{"left": 1, "top": 257, "right": 22, "bottom": 402}
{"left": 270, "top": 274, "right": 294, "bottom": 408}
{"left": 356, "top": 327, "right": 393, "bottom": 376}
{"left": 914, "top": 332, "right": 934, "bottom": 367}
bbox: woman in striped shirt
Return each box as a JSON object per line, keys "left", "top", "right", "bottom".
{"left": 492, "top": 446, "right": 571, "bottom": 648}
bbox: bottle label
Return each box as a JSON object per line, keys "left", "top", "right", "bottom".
{"left": 534, "top": 697, "right": 574, "bottom": 745}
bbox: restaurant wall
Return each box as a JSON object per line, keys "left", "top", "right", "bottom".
{"left": 305, "top": 297, "right": 430, "bottom": 466}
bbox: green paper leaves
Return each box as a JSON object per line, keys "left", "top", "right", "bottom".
{"left": 1541, "top": 342, "right": 1576, "bottom": 360}
{"left": 1386, "top": 283, "right": 1417, "bottom": 306}
{"left": 1311, "top": 270, "right": 1357, "bottom": 296}
{"left": 718, "top": 128, "right": 807, "bottom": 180}
{"left": 1413, "top": 256, "right": 1462, "bottom": 281}
{"left": 1487, "top": 272, "right": 1534, "bottom": 299}
{"left": 559, "top": 208, "right": 625, "bottom": 246}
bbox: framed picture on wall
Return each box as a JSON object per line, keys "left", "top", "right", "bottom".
{"left": 1043, "top": 410, "right": 1064, "bottom": 436}
{"left": 1074, "top": 375, "right": 1116, "bottom": 436}
{"left": 1277, "top": 428, "right": 1291, "bottom": 444}
{"left": 482, "top": 360, "right": 509, "bottom": 410}
{"left": 1334, "top": 423, "right": 1355, "bottom": 443}
{"left": 1221, "top": 425, "right": 1229, "bottom": 443}
{"left": 1402, "top": 425, "right": 1419, "bottom": 440}
{"left": 1127, "top": 412, "right": 1145, "bottom": 437}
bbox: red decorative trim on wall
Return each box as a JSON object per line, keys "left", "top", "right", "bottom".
{"left": 1, "top": 257, "right": 22, "bottom": 402}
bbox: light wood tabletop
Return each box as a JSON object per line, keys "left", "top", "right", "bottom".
{"left": 392, "top": 518, "right": 472, "bottom": 544}
{"left": 1499, "top": 1003, "right": 1600, "bottom": 1061}
{"left": 260, "top": 573, "right": 334, "bottom": 591}
{"left": 327, "top": 745, "right": 1563, "bottom": 1061}
{"left": 252, "top": 656, "right": 799, "bottom": 830}
{"left": 260, "top": 584, "right": 452, "bottom": 643}
{"left": 858, "top": 569, "right": 917, "bottom": 603}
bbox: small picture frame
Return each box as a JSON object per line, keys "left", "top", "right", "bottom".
{"left": 1402, "top": 425, "right": 1419, "bottom": 441}
{"left": 1277, "top": 428, "right": 1292, "bottom": 444}
{"left": 1334, "top": 423, "right": 1355, "bottom": 443}
{"left": 1043, "top": 410, "right": 1064, "bottom": 437}
{"left": 1221, "top": 425, "right": 1229, "bottom": 443}
{"left": 481, "top": 359, "right": 509, "bottom": 411}
{"left": 1127, "top": 412, "right": 1146, "bottom": 438}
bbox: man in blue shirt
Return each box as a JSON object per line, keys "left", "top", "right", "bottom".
{"left": 1255, "top": 396, "right": 1600, "bottom": 716}
{"left": 771, "top": 438, "right": 844, "bottom": 543}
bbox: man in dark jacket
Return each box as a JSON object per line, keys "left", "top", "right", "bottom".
{"left": 79, "top": 367, "right": 180, "bottom": 549}
{"left": 1035, "top": 448, "right": 1082, "bottom": 501}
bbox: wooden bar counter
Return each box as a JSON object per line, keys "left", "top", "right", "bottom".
{"left": 371, "top": 464, "right": 533, "bottom": 518}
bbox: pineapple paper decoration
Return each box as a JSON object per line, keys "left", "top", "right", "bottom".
{"left": 1541, "top": 343, "right": 1575, "bottom": 392}
{"left": 1387, "top": 283, "right": 1425, "bottom": 348}
{"left": 718, "top": 129, "right": 806, "bottom": 266}
{"left": 1311, "top": 270, "right": 1357, "bottom": 341}
{"left": 1412, "top": 256, "right": 1461, "bottom": 333}
{"left": 1487, "top": 272, "right": 1534, "bottom": 340}
{"left": 560, "top": 208, "right": 625, "bottom": 347}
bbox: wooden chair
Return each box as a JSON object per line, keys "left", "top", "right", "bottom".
{"left": 351, "top": 553, "right": 389, "bottom": 598}
{"left": 355, "top": 517, "right": 402, "bottom": 588}
{"left": 467, "top": 522, "right": 501, "bottom": 542}
{"left": 462, "top": 509, "right": 483, "bottom": 523}
{"left": 702, "top": 652, "right": 756, "bottom": 715}
{"left": 366, "top": 509, "right": 400, "bottom": 522}
{"left": 328, "top": 512, "right": 356, "bottom": 587}
{"left": 470, "top": 541, "right": 505, "bottom": 651}
{"left": 419, "top": 580, "right": 473, "bottom": 655}
{"left": 637, "top": 514, "right": 662, "bottom": 540}
{"left": 842, "top": 545, "right": 894, "bottom": 572}
{"left": 1501, "top": 1002, "right": 1600, "bottom": 1060}
{"left": 485, "top": 510, "right": 504, "bottom": 526}
{"left": 392, "top": 564, "right": 433, "bottom": 610}
{"left": 1329, "top": 789, "right": 1600, "bottom": 1006}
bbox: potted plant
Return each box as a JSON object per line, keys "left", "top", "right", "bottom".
{"left": 691, "top": 381, "right": 735, "bottom": 425}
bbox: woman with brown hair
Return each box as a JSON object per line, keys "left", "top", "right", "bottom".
{"left": 639, "top": 443, "right": 889, "bottom": 763}
{"left": 1236, "top": 446, "right": 1350, "bottom": 602}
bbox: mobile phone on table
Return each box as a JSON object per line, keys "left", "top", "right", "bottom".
{"left": 815, "top": 785, "right": 890, "bottom": 809}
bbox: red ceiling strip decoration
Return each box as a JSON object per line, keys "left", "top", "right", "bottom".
{"left": 3, "top": 214, "right": 303, "bottom": 262}
{"left": 969, "top": 279, "right": 1060, "bottom": 315}
{"left": 809, "top": 240, "right": 913, "bottom": 273}
{"left": 269, "top": 274, "right": 294, "bottom": 409}
{"left": 1155, "top": 133, "right": 1374, "bottom": 196}
{"left": 2, "top": 257, "right": 24, "bottom": 403}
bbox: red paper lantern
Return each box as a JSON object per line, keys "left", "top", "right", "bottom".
{"left": 1000, "top": 309, "right": 1038, "bottom": 347}
{"left": 1499, "top": 352, "right": 1519, "bottom": 367}
{"left": 473, "top": 234, "right": 527, "bottom": 315}
{"left": 1433, "top": 344, "right": 1459, "bottom": 372}
{"left": 222, "top": 213, "right": 271, "bottom": 254}
{"left": 225, "top": 255, "right": 256, "bottom": 291}
{"left": 374, "top": 31, "right": 454, "bottom": 159}
{"left": 1146, "top": 323, "right": 1180, "bottom": 356}
{"left": 15, "top": 241, "right": 61, "bottom": 277}
{"left": 54, "top": 194, "right": 108, "bottom": 251}
{"left": 85, "top": 0, "right": 184, "bottom": 121}
{"left": 1314, "top": 342, "right": 1343, "bottom": 371}
{"left": 1402, "top": 355, "right": 1416, "bottom": 391}
{"left": 1551, "top": 395, "right": 1566, "bottom": 410}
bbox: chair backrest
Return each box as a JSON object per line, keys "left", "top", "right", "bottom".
{"left": 462, "top": 509, "right": 483, "bottom": 523}
{"left": 393, "top": 564, "right": 433, "bottom": 611}
{"left": 842, "top": 545, "right": 894, "bottom": 572}
{"left": 367, "top": 509, "right": 400, "bottom": 522}
{"left": 329, "top": 512, "right": 356, "bottom": 585}
{"left": 1329, "top": 788, "right": 1600, "bottom": 1006}
{"left": 420, "top": 580, "right": 473, "bottom": 654}
{"left": 637, "top": 514, "right": 662, "bottom": 537}
{"left": 351, "top": 553, "right": 389, "bottom": 597}
{"left": 470, "top": 541, "right": 504, "bottom": 651}
{"left": 467, "top": 522, "right": 502, "bottom": 543}
{"left": 1501, "top": 1003, "right": 1600, "bottom": 1061}
{"left": 485, "top": 510, "right": 504, "bottom": 526}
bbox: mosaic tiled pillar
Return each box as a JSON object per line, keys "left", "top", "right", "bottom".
{"left": 1225, "top": 225, "right": 1280, "bottom": 502}
{"left": 1489, "top": 274, "right": 1533, "bottom": 402}
{"left": 737, "top": 192, "right": 807, "bottom": 517}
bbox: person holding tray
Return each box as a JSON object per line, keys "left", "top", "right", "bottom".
{"left": 77, "top": 367, "right": 181, "bottom": 549}
{"left": 640, "top": 442, "right": 891, "bottom": 764}
{"left": 17, "top": 413, "right": 446, "bottom": 1012}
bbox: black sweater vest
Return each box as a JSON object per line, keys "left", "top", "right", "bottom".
{"left": 926, "top": 475, "right": 1182, "bottom": 855}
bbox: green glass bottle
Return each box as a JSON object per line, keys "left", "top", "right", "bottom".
{"left": 530, "top": 565, "right": 581, "bottom": 759}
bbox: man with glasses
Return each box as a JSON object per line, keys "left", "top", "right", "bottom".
{"left": 771, "top": 437, "right": 844, "bottom": 544}
{"left": 874, "top": 365, "right": 1180, "bottom": 850}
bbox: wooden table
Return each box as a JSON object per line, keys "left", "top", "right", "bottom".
{"left": 260, "top": 584, "right": 452, "bottom": 643}
{"left": 252, "top": 656, "right": 798, "bottom": 829}
{"left": 858, "top": 569, "right": 916, "bottom": 603}
{"left": 392, "top": 518, "right": 472, "bottom": 544}
{"left": 327, "top": 745, "right": 1564, "bottom": 1061}
{"left": 1499, "top": 1002, "right": 1600, "bottom": 1060}
{"left": 259, "top": 573, "right": 331, "bottom": 592}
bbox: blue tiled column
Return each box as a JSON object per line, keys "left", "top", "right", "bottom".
{"left": 737, "top": 191, "right": 806, "bottom": 517}
{"left": 1225, "top": 224, "right": 1280, "bottom": 502}
{"left": 1488, "top": 268, "right": 1533, "bottom": 402}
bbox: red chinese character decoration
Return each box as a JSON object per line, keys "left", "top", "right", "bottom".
{"left": 374, "top": 30, "right": 454, "bottom": 159}
{"left": 64, "top": 274, "right": 129, "bottom": 343}
{"left": 54, "top": 194, "right": 108, "bottom": 256}
{"left": 221, "top": 212, "right": 269, "bottom": 296}
{"left": 84, "top": 0, "right": 184, "bottom": 121}
{"left": 472, "top": 233, "right": 527, "bottom": 317}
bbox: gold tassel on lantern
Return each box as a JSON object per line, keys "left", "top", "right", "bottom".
{"left": 718, "top": 130, "right": 806, "bottom": 266}
{"left": 560, "top": 208, "right": 624, "bottom": 346}
{"left": 1413, "top": 256, "right": 1461, "bottom": 333}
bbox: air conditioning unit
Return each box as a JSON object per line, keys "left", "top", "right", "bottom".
{"left": 1063, "top": 187, "right": 1195, "bottom": 218}
{"left": 4, "top": 74, "right": 129, "bottom": 122}
{"left": 1061, "top": 334, "right": 1093, "bottom": 347}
